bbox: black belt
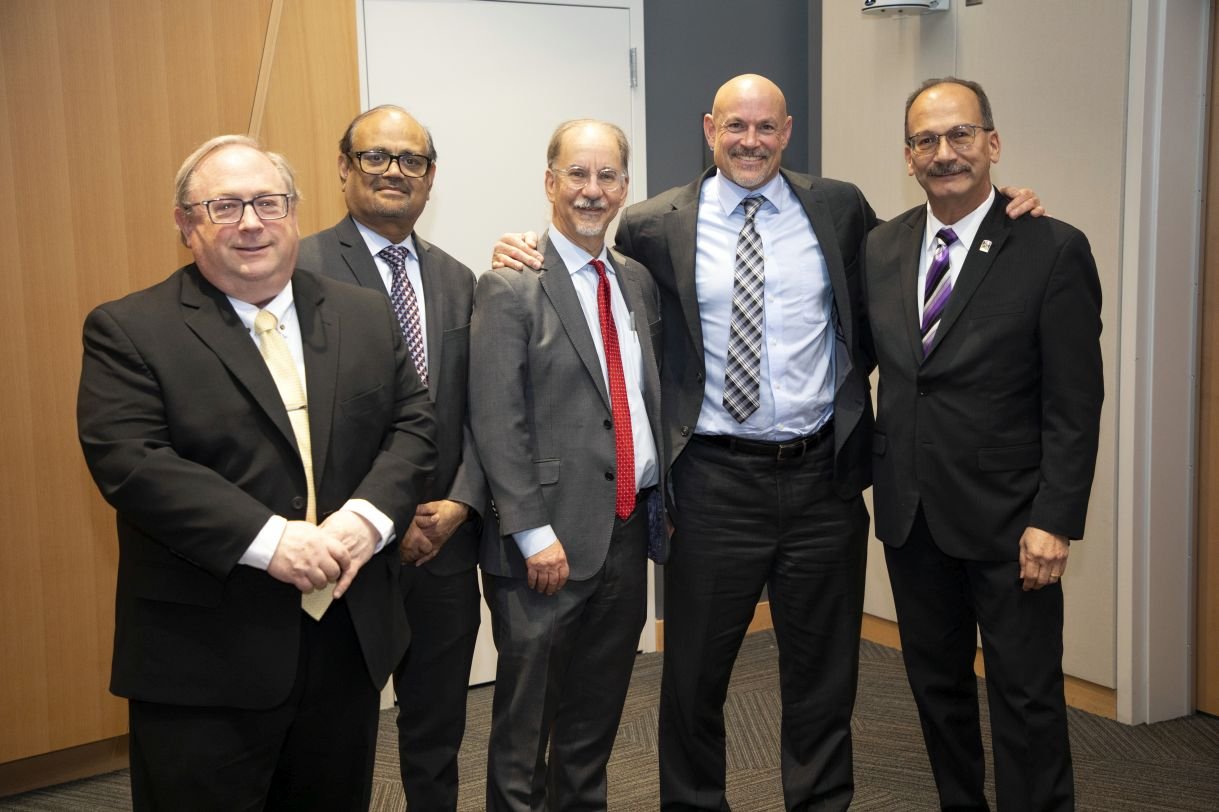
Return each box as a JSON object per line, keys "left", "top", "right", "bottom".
{"left": 695, "top": 420, "right": 833, "bottom": 461}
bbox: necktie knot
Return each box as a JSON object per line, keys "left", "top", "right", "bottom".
{"left": 379, "top": 245, "right": 411, "bottom": 273}
{"left": 589, "top": 257, "right": 607, "bottom": 279}
{"left": 742, "top": 195, "right": 765, "bottom": 222}
{"left": 254, "top": 309, "right": 278, "bottom": 336}
{"left": 935, "top": 227, "right": 959, "bottom": 250}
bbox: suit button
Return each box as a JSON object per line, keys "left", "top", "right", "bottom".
{"left": 681, "top": 426, "right": 691, "bottom": 437}
{"left": 291, "top": 496, "right": 305, "bottom": 510}
{"left": 604, "top": 419, "right": 613, "bottom": 429}
{"left": 696, "top": 372, "right": 704, "bottom": 382}
{"left": 605, "top": 470, "right": 614, "bottom": 481}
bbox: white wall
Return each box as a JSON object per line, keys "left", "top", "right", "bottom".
{"left": 823, "top": 0, "right": 1131, "bottom": 688}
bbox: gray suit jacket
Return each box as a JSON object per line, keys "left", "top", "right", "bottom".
{"left": 470, "top": 234, "right": 667, "bottom": 581}
{"left": 299, "top": 216, "right": 487, "bottom": 575}
{"left": 614, "top": 167, "right": 878, "bottom": 507}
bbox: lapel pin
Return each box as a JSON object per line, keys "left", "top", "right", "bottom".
{"left": 979, "top": 239, "right": 992, "bottom": 253}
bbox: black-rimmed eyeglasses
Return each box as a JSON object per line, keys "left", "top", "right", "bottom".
{"left": 183, "top": 194, "right": 293, "bottom": 224}
{"left": 350, "top": 150, "right": 432, "bottom": 178}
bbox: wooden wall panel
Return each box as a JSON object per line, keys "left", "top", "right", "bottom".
{"left": 1197, "top": 9, "right": 1219, "bottom": 718}
{"left": 260, "top": 0, "right": 362, "bottom": 237}
{"left": 0, "top": 0, "right": 276, "bottom": 765}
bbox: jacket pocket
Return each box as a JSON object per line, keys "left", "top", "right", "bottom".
{"left": 533, "top": 458, "right": 560, "bottom": 485}
{"left": 872, "top": 432, "right": 888, "bottom": 457}
{"left": 129, "top": 562, "right": 224, "bottom": 607}
{"left": 977, "top": 442, "right": 1041, "bottom": 471}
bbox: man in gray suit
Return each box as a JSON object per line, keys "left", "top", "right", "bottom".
{"left": 297, "top": 105, "right": 486, "bottom": 812}
{"left": 469, "top": 119, "right": 666, "bottom": 811}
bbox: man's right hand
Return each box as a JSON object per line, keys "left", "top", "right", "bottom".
{"left": 399, "top": 519, "right": 436, "bottom": 566}
{"left": 525, "top": 539, "right": 569, "bottom": 595}
{"left": 491, "top": 231, "right": 543, "bottom": 271}
{"left": 267, "top": 520, "right": 350, "bottom": 593}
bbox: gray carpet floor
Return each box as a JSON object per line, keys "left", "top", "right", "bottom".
{"left": 4, "top": 632, "right": 1218, "bottom": 810}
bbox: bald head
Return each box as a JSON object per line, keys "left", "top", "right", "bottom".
{"left": 704, "top": 74, "right": 792, "bottom": 190}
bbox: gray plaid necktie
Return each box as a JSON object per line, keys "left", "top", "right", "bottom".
{"left": 723, "top": 195, "right": 766, "bottom": 423}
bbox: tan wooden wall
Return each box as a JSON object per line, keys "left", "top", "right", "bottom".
{"left": 1198, "top": 9, "right": 1219, "bottom": 718}
{"left": 0, "top": 0, "right": 358, "bottom": 772}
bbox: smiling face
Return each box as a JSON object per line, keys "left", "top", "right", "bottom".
{"left": 173, "top": 144, "right": 299, "bottom": 305}
{"left": 704, "top": 74, "right": 793, "bottom": 190}
{"left": 545, "top": 122, "right": 629, "bottom": 255}
{"left": 339, "top": 108, "right": 435, "bottom": 244}
{"left": 905, "top": 82, "right": 1001, "bottom": 223}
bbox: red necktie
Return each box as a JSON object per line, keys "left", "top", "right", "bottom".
{"left": 591, "top": 258, "right": 635, "bottom": 520}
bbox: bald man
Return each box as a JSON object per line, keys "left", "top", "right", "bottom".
{"left": 494, "top": 75, "right": 1041, "bottom": 811}
{"left": 298, "top": 106, "right": 486, "bottom": 811}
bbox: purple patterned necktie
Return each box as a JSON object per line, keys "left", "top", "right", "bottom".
{"left": 378, "top": 245, "right": 428, "bottom": 387}
{"left": 920, "top": 227, "right": 959, "bottom": 356}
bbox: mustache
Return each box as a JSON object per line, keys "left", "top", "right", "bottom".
{"left": 729, "top": 146, "right": 770, "bottom": 160}
{"left": 372, "top": 180, "right": 409, "bottom": 192}
{"left": 574, "top": 197, "right": 608, "bottom": 212}
{"left": 926, "top": 162, "right": 969, "bottom": 177}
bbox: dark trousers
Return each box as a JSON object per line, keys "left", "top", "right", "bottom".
{"left": 884, "top": 509, "right": 1073, "bottom": 811}
{"left": 393, "top": 565, "right": 482, "bottom": 811}
{"left": 660, "top": 434, "right": 869, "bottom": 812}
{"left": 127, "top": 601, "right": 380, "bottom": 812}
{"left": 483, "top": 504, "right": 648, "bottom": 812}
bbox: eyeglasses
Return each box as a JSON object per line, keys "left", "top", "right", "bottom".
{"left": 350, "top": 150, "right": 432, "bottom": 178}
{"left": 905, "top": 124, "right": 994, "bottom": 155}
{"left": 184, "top": 193, "right": 293, "bottom": 224}
{"left": 551, "top": 166, "right": 627, "bottom": 193}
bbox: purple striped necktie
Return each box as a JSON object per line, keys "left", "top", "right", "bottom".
{"left": 920, "top": 227, "right": 959, "bottom": 356}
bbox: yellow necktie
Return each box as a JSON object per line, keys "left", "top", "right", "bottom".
{"left": 254, "top": 310, "right": 332, "bottom": 620}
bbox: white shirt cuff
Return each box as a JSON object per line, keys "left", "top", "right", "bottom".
{"left": 343, "top": 498, "right": 396, "bottom": 553}
{"left": 513, "top": 525, "right": 558, "bottom": 559}
{"left": 239, "top": 515, "right": 287, "bottom": 570}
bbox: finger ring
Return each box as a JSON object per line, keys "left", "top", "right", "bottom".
{"left": 1050, "top": 574, "right": 1060, "bottom": 580}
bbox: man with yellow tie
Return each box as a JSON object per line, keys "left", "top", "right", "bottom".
{"left": 77, "top": 135, "right": 436, "bottom": 811}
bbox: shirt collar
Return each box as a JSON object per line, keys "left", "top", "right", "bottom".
{"left": 712, "top": 169, "right": 787, "bottom": 218}
{"left": 546, "top": 227, "right": 612, "bottom": 277}
{"left": 353, "top": 217, "right": 417, "bottom": 260}
{"left": 227, "top": 281, "right": 295, "bottom": 333}
{"left": 924, "top": 186, "right": 996, "bottom": 251}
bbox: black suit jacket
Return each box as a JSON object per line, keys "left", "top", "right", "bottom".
{"left": 865, "top": 192, "right": 1104, "bottom": 560}
{"left": 614, "top": 167, "right": 878, "bottom": 506}
{"left": 299, "top": 216, "right": 487, "bottom": 575}
{"left": 77, "top": 265, "right": 437, "bottom": 708}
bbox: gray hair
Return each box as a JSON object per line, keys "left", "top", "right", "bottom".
{"left": 904, "top": 77, "right": 995, "bottom": 136}
{"left": 546, "top": 119, "right": 630, "bottom": 171}
{"left": 173, "top": 134, "right": 300, "bottom": 210}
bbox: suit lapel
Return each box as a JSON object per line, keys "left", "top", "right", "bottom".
{"left": 926, "top": 194, "right": 1011, "bottom": 357}
{"left": 609, "top": 250, "right": 661, "bottom": 423}
{"left": 295, "top": 270, "right": 338, "bottom": 483}
{"left": 787, "top": 170, "right": 855, "bottom": 358}
{"left": 416, "top": 235, "right": 443, "bottom": 397}
{"left": 537, "top": 235, "right": 612, "bottom": 410}
{"left": 179, "top": 266, "right": 299, "bottom": 453}
{"left": 336, "top": 215, "right": 389, "bottom": 294}
{"left": 662, "top": 174, "right": 707, "bottom": 356}
{"left": 898, "top": 207, "right": 929, "bottom": 366}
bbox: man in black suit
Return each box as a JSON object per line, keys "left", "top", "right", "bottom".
{"left": 865, "top": 77, "right": 1103, "bottom": 810}
{"left": 77, "top": 135, "right": 436, "bottom": 810}
{"left": 297, "top": 105, "right": 486, "bottom": 811}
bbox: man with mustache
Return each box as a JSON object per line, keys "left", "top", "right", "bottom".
{"left": 470, "top": 119, "right": 667, "bottom": 810}
{"left": 297, "top": 105, "right": 487, "bottom": 811}
{"left": 865, "top": 77, "right": 1102, "bottom": 810}
{"left": 493, "top": 74, "right": 1040, "bottom": 810}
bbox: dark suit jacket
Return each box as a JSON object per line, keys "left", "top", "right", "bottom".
{"left": 865, "top": 192, "right": 1104, "bottom": 560}
{"left": 299, "top": 216, "right": 487, "bottom": 575}
{"left": 613, "top": 167, "right": 878, "bottom": 507}
{"left": 470, "top": 234, "right": 667, "bottom": 580}
{"left": 77, "top": 265, "right": 437, "bottom": 708}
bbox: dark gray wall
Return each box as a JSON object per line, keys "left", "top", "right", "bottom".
{"left": 642, "top": 0, "right": 821, "bottom": 196}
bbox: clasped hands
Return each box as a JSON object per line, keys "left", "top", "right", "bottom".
{"left": 267, "top": 509, "right": 378, "bottom": 599}
{"left": 399, "top": 499, "right": 470, "bottom": 567}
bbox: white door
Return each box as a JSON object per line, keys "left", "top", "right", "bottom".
{"left": 359, "top": 0, "right": 650, "bottom": 686}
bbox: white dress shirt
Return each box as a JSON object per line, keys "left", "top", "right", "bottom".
{"left": 917, "top": 186, "right": 996, "bottom": 316}
{"left": 353, "top": 219, "right": 430, "bottom": 364}
{"left": 694, "top": 170, "right": 835, "bottom": 440}
{"left": 228, "top": 283, "right": 395, "bottom": 570}
{"left": 512, "top": 228, "right": 660, "bottom": 559}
